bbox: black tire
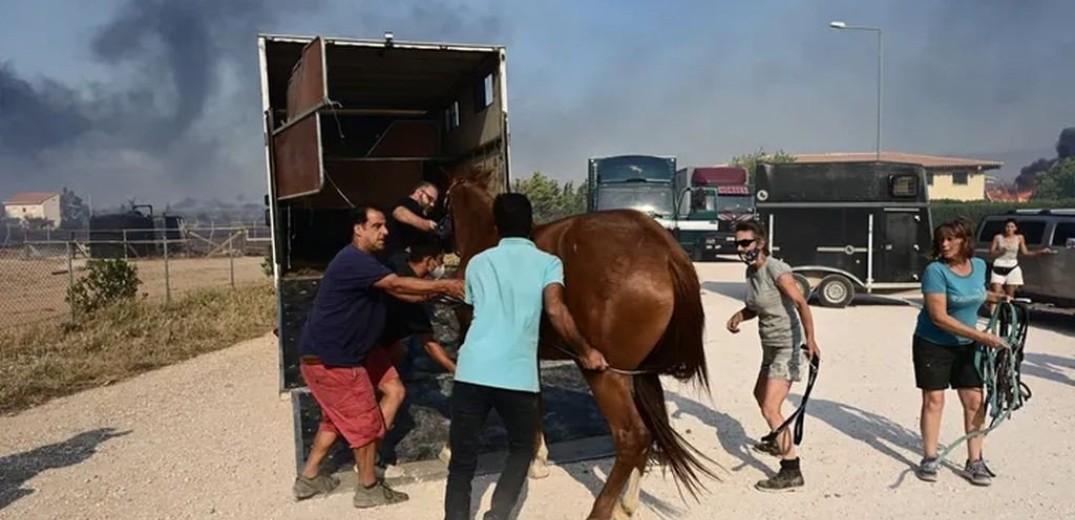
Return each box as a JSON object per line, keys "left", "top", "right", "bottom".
{"left": 792, "top": 273, "right": 812, "bottom": 300}
{"left": 817, "top": 274, "right": 855, "bottom": 308}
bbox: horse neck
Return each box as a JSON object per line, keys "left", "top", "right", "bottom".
{"left": 451, "top": 188, "right": 499, "bottom": 273}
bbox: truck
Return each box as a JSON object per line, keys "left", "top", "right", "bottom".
{"left": 754, "top": 160, "right": 932, "bottom": 308}
{"left": 586, "top": 154, "right": 678, "bottom": 227}
{"left": 673, "top": 166, "right": 755, "bottom": 259}
{"left": 257, "top": 33, "right": 512, "bottom": 471}
{"left": 586, "top": 155, "right": 740, "bottom": 261}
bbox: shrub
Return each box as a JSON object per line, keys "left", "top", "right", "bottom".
{"left": 66, "top": 259, "right": 142, "bottom": 316}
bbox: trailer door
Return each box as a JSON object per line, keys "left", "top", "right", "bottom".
{"left": 882, "top": 209, "right": 920, "bottom": 282}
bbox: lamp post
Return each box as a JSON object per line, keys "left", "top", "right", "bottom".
{"left": 830, "top": 21, "right": 883, "bottom": 161}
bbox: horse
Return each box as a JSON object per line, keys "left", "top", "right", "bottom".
{"left": 438, "top": 167, "right": 717, "bottom": 520}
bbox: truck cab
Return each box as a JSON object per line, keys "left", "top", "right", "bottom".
{"left": 672, "top": 166, "right": 754, "bottom": 260}
{"left": 587, "top": 155, "right": 677, "bottom": 227}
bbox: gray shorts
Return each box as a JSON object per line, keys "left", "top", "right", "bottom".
{"left": 761, "top": 343, "right": 806, "bottom": 382}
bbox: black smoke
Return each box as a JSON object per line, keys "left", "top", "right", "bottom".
{"left": 1016, "top": 127, "right": 1075, "bottom": 189}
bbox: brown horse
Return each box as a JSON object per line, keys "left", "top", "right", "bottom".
{"left": 441, "top": 168, "right": 717, "bottom": 520}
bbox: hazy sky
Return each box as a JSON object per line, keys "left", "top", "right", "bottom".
{"left": 2, "top": 0, "right": 1073, "bottom": 206}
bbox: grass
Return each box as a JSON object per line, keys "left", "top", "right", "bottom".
{"left": 0, "top": 281, "right": 276, "bottom": 415}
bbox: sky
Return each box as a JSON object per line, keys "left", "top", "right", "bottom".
{"left": 1, "top": 0, "right": 1074, "bottom": 207}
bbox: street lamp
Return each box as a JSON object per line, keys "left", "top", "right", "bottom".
{"left": 830, "top": 20, "right": 883, "bottom": 161}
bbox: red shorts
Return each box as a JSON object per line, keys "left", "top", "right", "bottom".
{"left": 300, "top": 347, "right": 400, "bottom": 448}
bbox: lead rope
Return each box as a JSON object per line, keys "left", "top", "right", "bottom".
{"left": 934, "top": 300, "right": 1032, "bottom": 463}
{"left": 760, "top": 354, "right": 820, "bottom": 447}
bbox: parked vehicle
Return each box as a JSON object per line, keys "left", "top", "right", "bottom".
{"left": 974, "top": 209, "right": 1075, "bottom": 306}
{"left": 673, "top": 166, "right": 754, "bottom": 259}
{"left": 754, "top": 161, "right": 933, "bottom": 308}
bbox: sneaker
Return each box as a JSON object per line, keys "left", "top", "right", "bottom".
{"left": 964, "top": 459, "right": 995, "bottom": 487}
{"left": 354, "top": 479, "right": 409, "bottom": 508}
{"left": 292, "top": 474, "right": 340, "bottom": 500}
{"left": 751, "top": 436, "right": 782, "bottom": 458}
{"left": 754, "top": 467, "right": 804, "bottom": 493}
{"left": 359, "top": 463, "right": 406, "bottom": 480}
{"left": 915, "top": 457, "right": 939, "bottom": 482}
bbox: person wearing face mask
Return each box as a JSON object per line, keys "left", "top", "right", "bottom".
{"left": 725, "top": 220, "right": 820, "bottom": 493}
{"left": 912, "top": 218, "right": 1011, "bottom": 487}
{"left": 381, "top": 239, "right": 457, "bottom": 375}
{"left": 384, "top": 181, "right": 442, "bottom": 270}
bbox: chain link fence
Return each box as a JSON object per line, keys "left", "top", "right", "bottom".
{"left": 0, "top": 226, "right": 272, "bottom": 331}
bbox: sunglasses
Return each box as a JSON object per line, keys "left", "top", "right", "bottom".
{"left": 734, "top": 239, "right": 757, "bottom": 248}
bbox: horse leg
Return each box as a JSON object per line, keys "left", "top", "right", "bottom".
{"left": 619, "top": 462, "right": 645, "bottom": 517}
{"left": 529, "top": 428, "right": 550, "bottom": 479}
{"left": 528, "top": 389, "right": 549, "bottom": 479}
{"left": 585, "top": 371, "right": 651, "bottom": 520}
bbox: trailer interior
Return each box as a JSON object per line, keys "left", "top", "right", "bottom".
{"left": 262, "top": 35, "right": 508, "bottom": 275}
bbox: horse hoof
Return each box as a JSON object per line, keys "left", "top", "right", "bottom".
{"left": 438, "top": 446, "right": 452, "bottom": 465}
{"left": 611, "top": 501, "right": 633, "bottom": 520}
{"left": 528, "top": 459, "right": 550, "bottom": 479}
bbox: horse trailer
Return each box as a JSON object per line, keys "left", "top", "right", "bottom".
{"left": 754, "top": 161, "right": 933, "bottom": 308}
{"left": 258, "top": 33, "right": 514, "bottom": 472}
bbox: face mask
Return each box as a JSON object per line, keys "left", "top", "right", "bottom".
{"left": 739, "top": 248, "right": 760, "bottom": 265}
{"left": 430, "top": 264, "right": 446, "bottom": 279}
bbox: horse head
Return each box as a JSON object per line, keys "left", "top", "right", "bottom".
{"left": 437, "top": 165, "right": 499, "bottom": 271}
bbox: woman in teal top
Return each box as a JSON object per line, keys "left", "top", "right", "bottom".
{"left": 913, "top": 218, "right": 1009, "bottom": 487}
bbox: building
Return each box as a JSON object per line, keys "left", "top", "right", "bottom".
{"left": 792, "top": 152, "right": 1002, "bottom": 201}
{"left": 3, "top": 192, "right": 62, "bottom": 228}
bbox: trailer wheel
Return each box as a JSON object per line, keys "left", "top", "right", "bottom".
{"left": 792, "top": 273, "right": 812, "bottom": 300}
{"left": 817, "top": 274, "right": 854, "bottom": 308}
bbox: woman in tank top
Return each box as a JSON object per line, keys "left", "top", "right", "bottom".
{"left": 988, "top": 218, "right": 1055, "bottom": 310}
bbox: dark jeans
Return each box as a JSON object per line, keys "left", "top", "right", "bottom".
{"left": 444, "top": 381, "right": 540, "bottom": 520}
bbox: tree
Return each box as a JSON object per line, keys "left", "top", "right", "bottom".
{"left": 511, "top": 172, "right": 587, "bottom": 224}
{"left": 59, "top": 187, "right": 90, "bottom": 229}
{"left": 730, "top": 148, "right": 797, "bottom": 186}
{"left": 1035, "top": 158, "right": 1075, "bottom": 200}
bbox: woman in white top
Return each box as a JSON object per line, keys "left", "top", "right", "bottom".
{"left": 988, "top": 218, "right": 1055, "bottom": 306}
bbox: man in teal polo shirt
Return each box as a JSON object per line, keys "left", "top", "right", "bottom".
{"left": 443, "top": 193, "right": 608, "bottom": 520}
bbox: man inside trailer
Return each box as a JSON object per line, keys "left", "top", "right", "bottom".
{"left": 384, "top": 181, "right": 442, "bottom": 270}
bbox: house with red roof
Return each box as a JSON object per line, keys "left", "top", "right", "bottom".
{"left": 3, "top": 192, "right": 62, "bottom": 228}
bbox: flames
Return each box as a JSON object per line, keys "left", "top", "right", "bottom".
{"left": 985, "top": 182, "right": 1035, "bottom": 202}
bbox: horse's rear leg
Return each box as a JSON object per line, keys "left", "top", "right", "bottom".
{"left": 529, "top": 392, "right": 549, "bottom": 479}
{"left": 585, "top": 371, "right": 651, "bottom": 520}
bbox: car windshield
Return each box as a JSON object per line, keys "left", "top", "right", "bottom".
{"left": 597, "top": 187, "right": 674, "bottom": 216}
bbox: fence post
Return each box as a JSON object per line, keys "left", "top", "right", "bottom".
{"left": 66, "top": 239, "right": 75, "bottom": 323}
{"left": 229, "top": 230, "right": 236, "bottom": 288}
{"left": 163, "top": 235, "right": 171, "bottom": 304}
{"left": 123, "top": 229, "right": 128, "bottom": 260}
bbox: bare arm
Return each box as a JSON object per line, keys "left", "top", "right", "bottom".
{"left": 1018, "top": 235, "right": 1052, "bottom": 257}
{"left": 422, "top": 337, "right": 457, "bottom": 373}
{"left": 373, "top": 274, "right": 463, "bottom": 301}
{"left": 776, "top": 273, "right": 819, "bottom": 358}
{"left": 392, "top": 205, "right": 436, "bottom": 232}
{"left": 543, "top": 283, "right": 594, "bottom": 355}
{"left": 989, "top": 235, "right": 1002, "bottom": 258}
{"left": 737, "top": 306, "right": 758, "bottom": 321}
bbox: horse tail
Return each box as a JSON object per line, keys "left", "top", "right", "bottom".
{"left": 631, "top": 252, "right": 716, "bottom": 499}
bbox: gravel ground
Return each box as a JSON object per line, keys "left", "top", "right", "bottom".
{"left": 1, "top": 262, "right": 1073, "bottom": 520}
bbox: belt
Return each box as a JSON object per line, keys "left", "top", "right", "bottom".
{"left": 300, "top": 356, "right": 324, "bottom": 366}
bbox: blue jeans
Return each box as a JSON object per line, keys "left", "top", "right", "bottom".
{"left": 444, "top": 381, "right": 539, "bottom": 520}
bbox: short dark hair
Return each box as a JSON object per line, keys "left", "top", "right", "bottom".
{"left": 930, "top": 218, "right": 974, "bottom": 261}
{"left": 493, "top": 193, "right": 533, "bottom": 238}
{"left": 1004, "top": 218, "right": 1018, "bottom": 227}
{"left": 733, "top": 220, "right": 770, "bottom": 254}
{"left": 352, "top": 206, "right": 382, "bottom": 226}
{"left": 407, "top": 239, "right": 444, "bottom": 262}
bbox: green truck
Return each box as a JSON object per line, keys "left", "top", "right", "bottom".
{"left": 587, "top": 155, "right": 742, "bottom": 260}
